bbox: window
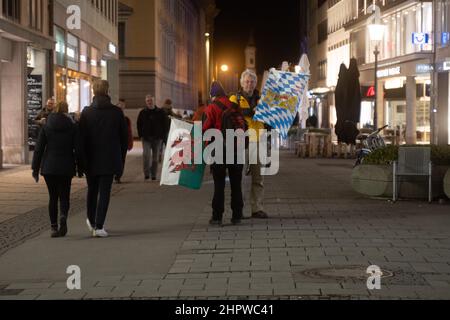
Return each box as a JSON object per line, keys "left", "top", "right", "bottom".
{"left": 2, "top": 0, "right": 20, "bottom": 21}
{"left": 29, "top": 0, "right": 43, "bottom": 31}
{"left": 118, "top": 22, "right": 125, "bottom": 56}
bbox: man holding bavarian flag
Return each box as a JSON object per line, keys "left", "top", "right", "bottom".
{"left": 229, "top": 69, "right": 269, "bottom": 220}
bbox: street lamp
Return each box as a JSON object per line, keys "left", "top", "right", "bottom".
{"left": 368, "top": 4, "right": 385, "bottom": 129}
{"left": 220, "top": 64, "right": 229, "bottom": 72}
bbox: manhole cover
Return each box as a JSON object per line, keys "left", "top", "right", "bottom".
{"left": 301, "top": 265, "right": 394, "bottom": 281}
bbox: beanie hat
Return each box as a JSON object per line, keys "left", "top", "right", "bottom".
{"left": 210, "top": 81, "right": 226, "bottom": 98}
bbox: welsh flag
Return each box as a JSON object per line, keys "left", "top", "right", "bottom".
{"left": 160, "top": 118, "right": 205, "bottom": 190}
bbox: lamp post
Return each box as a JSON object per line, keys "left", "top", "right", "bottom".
{"left": 368, "top": 4, "right": 384, "bottom": 130}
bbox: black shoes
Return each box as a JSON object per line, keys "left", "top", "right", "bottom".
{"left": 51, "top": 225, "right": 59, "bottom": 238}
{"left": 209, "top": 219, "right": 222, "bottom": 226}
{"left": 251, "top": 211, "right": 269, "bottom": 219}
{"left": 231, "top": 218, "right": 242, "bottom": 225}
{"left": 59, "top": 217, "right": 68, "bottom": 237}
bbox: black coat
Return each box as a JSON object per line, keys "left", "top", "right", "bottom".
{"left": 79, "top": 95, "right": 128, "bottom": 177}
{"left": 137, "top": 107, "right": 169, "bottom": 141}
{"left": 32, "top": 113, "right": 79, "bottom": 176}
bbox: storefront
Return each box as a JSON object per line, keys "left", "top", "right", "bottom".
{"left": 53, "top": 25, "right": 112, "bottom": 115}
{"left": 360, "top": 58, "right": 432, "bottom": 144}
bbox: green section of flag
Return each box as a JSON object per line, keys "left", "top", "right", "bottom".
{"left": 178, "top": 163, "right": 205, "bottom": 190}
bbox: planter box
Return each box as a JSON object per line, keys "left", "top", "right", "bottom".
{"left": 351, "top": 165, "right": 449, "bottom": 200}
{"left": 445, "top": 169, "right": 450, "bottom": 198}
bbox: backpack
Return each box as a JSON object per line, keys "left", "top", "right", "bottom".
{"left": 214, "top": 97, "right": 248, "bottom": 152}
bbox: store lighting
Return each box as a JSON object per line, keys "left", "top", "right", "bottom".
{"left": 205, "top": 33, "right": 210, "bottom": 37}
{"left": 80, "top": 55, "right": 87, "bottom": 62}
{"left": 67, "top": 48, "right": 75, "bottom": 58}
{"left": 368, "top": 24, "right": 385, "bottom": 42}
{"left": 108, "top": 42, "right": 117, "bottom": 54}
{"left": 101, "top": 60, "right": 107, "bottom": 67}
{"left": 91, "top": 59, "right": 97, "bottom": 67}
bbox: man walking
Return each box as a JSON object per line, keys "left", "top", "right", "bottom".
{"left": 34, "top": 98, "right": 56, "bottom": 126}
{"left": 79, "top": 80, "right": 128, "bottom": 237}
{"left": 137, "top": 95, "right": 168, "bottom": 181}
{"left": 229, "top": 69, "right": 269, "bottom": 219}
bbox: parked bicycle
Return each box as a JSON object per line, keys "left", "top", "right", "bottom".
{"left": 354, "top": 125, "right": 389, "bottom": 167}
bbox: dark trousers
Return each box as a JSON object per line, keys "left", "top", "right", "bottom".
{"left": 86, "top": 175, "right": 114, "bottom": 229}
{"left": 211, "top": 164, "right": 244, "bottom": 221}
{"left": 143, "top": 138, "right": 162, "bottom": 178}
{"left": 43, "top": 175, "right": 72, "bottom": 226}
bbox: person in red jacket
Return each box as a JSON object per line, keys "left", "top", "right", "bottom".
{"left": 116, "top": 99, "right": 134, "bottom": 183}
{"left": 203, "top": 81, "right": 244, "bottom": 226}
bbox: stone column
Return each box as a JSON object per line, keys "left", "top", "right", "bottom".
{"left": 107, "top": 59, "right": 119, "bottom": 104}
{"left": 437, "top": 72, "right": 450, "bottom": 145}
{"left": 1, "top": 42, "right": 29, "bottom": 164}
{"left": 405, "top": 76, "right": 417, "bottom": 144}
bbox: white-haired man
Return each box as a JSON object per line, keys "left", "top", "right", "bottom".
{"left": 229, "top": 69, "right": 268, "bottom": 219}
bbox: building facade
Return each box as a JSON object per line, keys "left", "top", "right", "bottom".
{"left": 1, "top": 0, "right": 53, "bottom": 166}
{"left": 118, "top": 0, "right": 216, "bottom": 135}
{"left": 54, "top": 0, "right": 119, "bottom": 114}
{"left": 308, "top": 0, "right": 439, "bottom": 145}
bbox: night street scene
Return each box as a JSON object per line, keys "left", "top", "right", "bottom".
{"left": 1, "top": 0, "right": 450, "bottom": 313}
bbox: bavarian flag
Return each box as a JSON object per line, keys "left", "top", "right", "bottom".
{"left": 253, "top": 68, "right": 310, "bottom": 139}
{"left": 160, "top": 118, "right": 205, "bottom": 190}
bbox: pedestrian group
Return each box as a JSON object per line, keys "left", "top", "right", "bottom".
{"left": 32, "top": 69, "right": 270, "bottom": 238}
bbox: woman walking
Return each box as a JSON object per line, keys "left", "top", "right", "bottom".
{"left": 32, "top": 101, "right": 81, "bottom": 238}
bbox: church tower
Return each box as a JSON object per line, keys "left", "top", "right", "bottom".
{"left": 245, "top": 30, "right": 256, "bottom": 72}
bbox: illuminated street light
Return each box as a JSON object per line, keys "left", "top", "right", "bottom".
{"left": 220, "top": 64, "right": 229, "bottom": 72}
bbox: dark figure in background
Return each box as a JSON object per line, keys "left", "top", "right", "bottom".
{"left": 115, "top": 99, "right": 134, "bottom": 184}
{"left": 137, "top": 95, "right": 169, "bottom": 181}
{"left": 34, "top": 98, "right": 56, "bottom": 127}
{"left": 79, "top": 80, "right": 128, "bottom": 238}
{"left": 32, "top": 101, "right": 81, "bottom": 238}
{"left": 306, "top": 114, "right": 318, "bottom": 128}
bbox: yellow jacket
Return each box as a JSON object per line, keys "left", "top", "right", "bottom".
{"left": 229, "top": 93, "right": 265, "bottom": 142}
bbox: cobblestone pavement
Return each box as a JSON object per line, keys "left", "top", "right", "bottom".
{"left": 0, "top": 148, "right": 449, "bottom": 300}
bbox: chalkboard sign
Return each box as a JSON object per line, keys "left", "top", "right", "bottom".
{"left": 27, "top": 75, "right": 43, "bottom": 149}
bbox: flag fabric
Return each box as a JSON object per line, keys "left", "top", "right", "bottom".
{"left": 253, "top": 68, "right": 310, "bottom": 139}
{"left": 160, "top": 118, "right": 205, "bottom": 190}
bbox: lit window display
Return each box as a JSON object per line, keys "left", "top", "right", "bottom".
{"left": 66, "top": 77, "right": 80, "bottom": 113}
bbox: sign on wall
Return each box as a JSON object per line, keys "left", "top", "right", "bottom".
{"left": 412, "top": 33, "right": 430, "bottom": 45}
{"left": 27, "top": 75, "right": 43, "bottom": 149}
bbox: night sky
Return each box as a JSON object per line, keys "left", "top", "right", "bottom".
{"left": 213, "top": 0, "right": 307, "bottom": 77}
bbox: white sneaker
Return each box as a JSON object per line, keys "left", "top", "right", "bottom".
{"left": 86, "top": 219, "right": 94, "bottom": 232}
{"left": 93, "top": 229, "right": 109, "bottom": 238}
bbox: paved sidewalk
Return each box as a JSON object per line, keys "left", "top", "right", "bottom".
{"left": 0, "top": 149, "right": 449, "bottom": 300}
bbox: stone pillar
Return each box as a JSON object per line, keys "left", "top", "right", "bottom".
{"left": 438, "top": 72, "right": 450, "bottom": 145}
{"left": 405, "top": 76, "right": 417, "bottom": 144}
{"left": 1, "top": 42, "right": 29, "bottom": 164}
{"left": 107, "top": 59, "right": 119, "bottom": 104}
{"left": 376, "top": 79, "right": 384, "bottom": 128}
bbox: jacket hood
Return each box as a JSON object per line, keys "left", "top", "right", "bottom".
{"left": 46, "top": 113, "right": 73, "bottom": 132}
{"left": 92, "top": 95, "right": 114, "bottom": 109}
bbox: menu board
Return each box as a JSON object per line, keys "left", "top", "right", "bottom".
{"left": 27, "top": 75, "right": 43, "bottom": 149}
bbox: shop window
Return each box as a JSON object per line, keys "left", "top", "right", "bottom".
{"left": 54, "top": 26, "right": 66, "bottom": 67}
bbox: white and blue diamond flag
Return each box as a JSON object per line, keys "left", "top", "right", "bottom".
{"left": 254, "top": 68, "right": 310, "bottom": 139}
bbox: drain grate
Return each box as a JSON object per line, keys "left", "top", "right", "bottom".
{"left": 296, "top": 265, "right": 429, "bottom": 286}
{"left": 300, "top": 265, "right": 394, "bottom": 281}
